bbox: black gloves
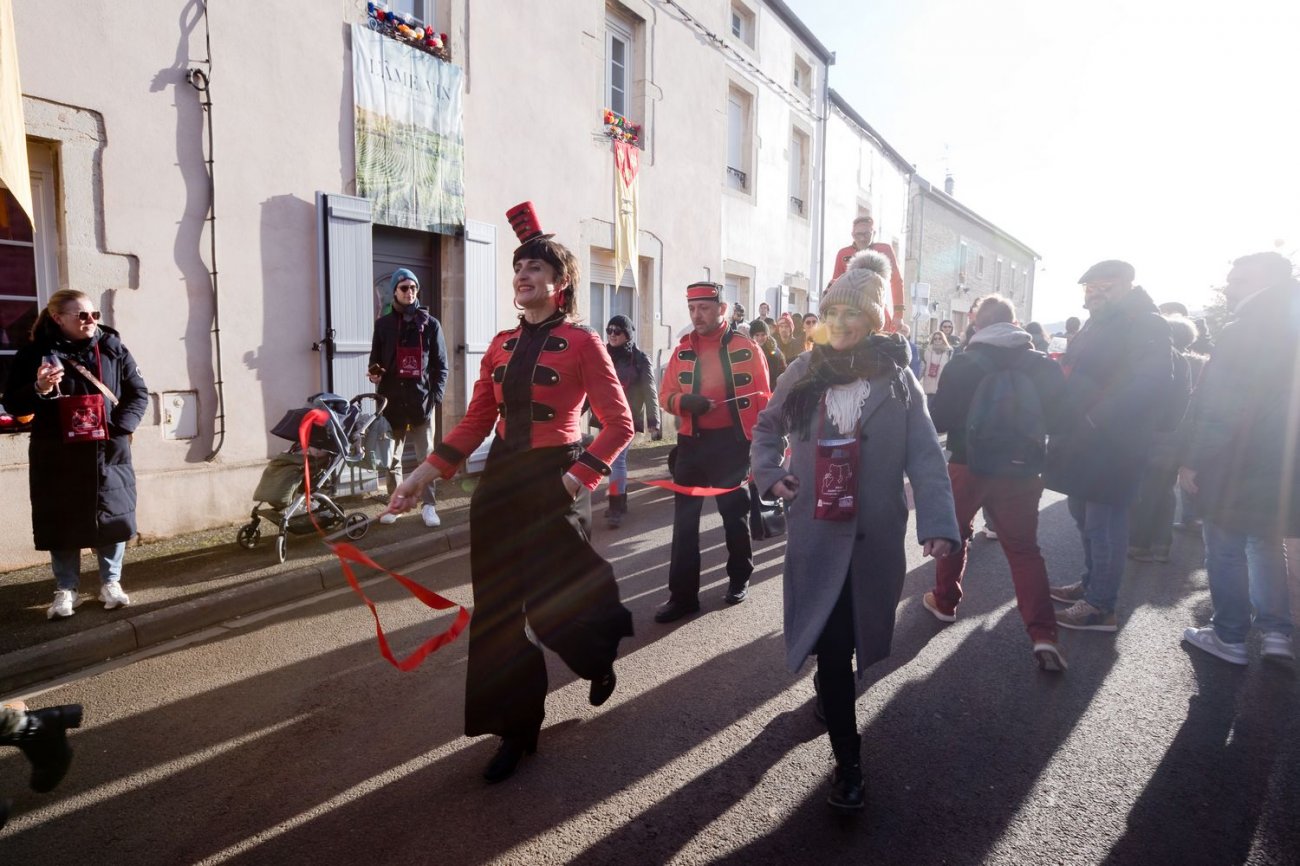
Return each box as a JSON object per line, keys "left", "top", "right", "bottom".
{"left": 677, "top": 394, "right": 712, "bottom": 415}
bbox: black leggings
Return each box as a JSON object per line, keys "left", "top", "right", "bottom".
{"left": 815, "top": 576, "right": 857, "bottom": 741}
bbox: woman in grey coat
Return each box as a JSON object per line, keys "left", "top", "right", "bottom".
{"left": 751, "top": 251, "right": 959, "bottom": 813}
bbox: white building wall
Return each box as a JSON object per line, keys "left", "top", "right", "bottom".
{"left": 1, "top": 0, "right": 837, "bottom": 569}
{"left": 718, "top": 2, "right": 828, "bottom": 318}
{"left": 452, "top": 0, "right": 724, "bottom": 380}
{"left": 2, "top": 1, "right": 353, "bottom": 569}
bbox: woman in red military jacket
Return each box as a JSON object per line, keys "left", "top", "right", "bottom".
{"left": 386, "top": 204, "right": 634, "bottom": 784}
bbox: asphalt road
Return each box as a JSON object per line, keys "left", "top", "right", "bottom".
{"left": 2, "top": 486, "right": 1297, "bottom": 865}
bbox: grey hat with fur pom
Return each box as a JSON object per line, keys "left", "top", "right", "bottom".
{"left": 820, "top": 249, "right": 889, "bottom": 331}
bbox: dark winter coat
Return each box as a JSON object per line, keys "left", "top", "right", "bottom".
{"left": 1181, "top": 280, "right": 1300, "bottom": 536}
{"left": 1043, "top": 287, "right": 1174, "bottom": 505}
{"left": 592, "top": 341, "right": 660, "bottom": 433}
{"left": 929, "top": 323, "right": 1066, "bottom": 466}
{"left": 757, "top": 339, "right": 787, "bottom": 386}
{"left": 368, "top": 306, "right": 449, "bottom": 431}
{"left": 4, "top": 322, "right": 148, "bottom": 550}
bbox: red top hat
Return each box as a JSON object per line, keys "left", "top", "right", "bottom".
{"left": 506, "top": 201, "right": 547, "bottom": 244}
{"left": 686, "top": 282, "right": 723, "bottom": 302}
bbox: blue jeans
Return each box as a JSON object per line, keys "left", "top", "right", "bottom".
{"left": 610, "top": 446, "right": 629, "bottom": 495}
{"left": 1202, "top": 521, "right": 1293, "bottom": 644}
{"left": 1067, "top": 496, "right": 1130, "bottom": 613}
{"left": 50, "top": 543, "right": 127, "bottom": 592}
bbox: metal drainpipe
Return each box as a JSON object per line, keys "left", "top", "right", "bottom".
{"left": 189, "top": 1, "right": 226, "bottom": 462}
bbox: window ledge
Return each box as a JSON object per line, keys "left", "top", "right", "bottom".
{"left": 602, "top": 109, "right": 642, "bottom": 148}
{"left": 366, "top": 5, "right": 452, "bottom": 62}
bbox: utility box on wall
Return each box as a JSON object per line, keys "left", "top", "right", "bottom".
{"left": 161, "top": 391, "right": 198, "bottom": 440}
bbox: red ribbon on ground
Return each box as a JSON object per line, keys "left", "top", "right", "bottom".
{"left": 298, "top": 409, "right": 470, "bottom": 671}
{"left": 641, "top": 478, "right": 745, "bottom": 497}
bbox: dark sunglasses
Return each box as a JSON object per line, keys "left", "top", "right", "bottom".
{"left": 74, "top": 310, "right": 102, "bottom": 322}
{"left": 394, "top": 283, "right": 419, "bottom": 293}
{"left": 606, "top": 328, "right": 626, "bottom": 337}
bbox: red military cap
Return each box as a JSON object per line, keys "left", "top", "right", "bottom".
{"left": 506, "top": 201, "right": 547, "bottom": 244}
{"left": 686, "top": 282, "right": 722, "bottom": 302}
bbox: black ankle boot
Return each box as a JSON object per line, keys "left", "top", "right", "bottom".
{"left": 589, "top": 667, "right": 617, "bottom": 706}
{"left": 827, "top": 734, "right": 864, "bottom": 812}
{"left": 1, "top": 704, "right": 82, "bottom": 793}
{"left": 483, "top": 730, "right": 538, "bottom": 784}
{"left": 605, "top": 494, "right": 627, "bottom": 528}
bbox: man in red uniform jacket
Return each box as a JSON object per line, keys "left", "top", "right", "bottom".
{"left": 655, "top": 282, "right": 770, "bottom": 623}
{"left": 830, "top": 214, "right": 904, "bottom": 331}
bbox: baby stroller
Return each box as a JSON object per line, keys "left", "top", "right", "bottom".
{"left": 237, "top": 392, "right": 387, "bottom": 563}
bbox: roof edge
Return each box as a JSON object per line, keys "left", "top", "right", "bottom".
{"left": 827, "top": 88, "right": 912, "bottom": 174}
{"left": 913, "top": 175, "right": 1040, "bottom": 259}
{"left": 764, "top": 0, "right": 835, "bottom": 64}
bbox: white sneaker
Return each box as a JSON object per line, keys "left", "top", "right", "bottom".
{"left": 1261, "top": 632, "right": 1295, "bottom": 662}
{"left": 378, "top": 512, "right": 399, "bottom": 525}
{"left": 1182, "top": 626, "right": 1248, "bottom": 665}
{"left": 99, "top": 582, "right": 131, "bottom": 610}
{"left": 47, "top": 589, "right": 80, "bottom": 620}
{"left": 422, "top": 504, "right": 441, "bottom": 528}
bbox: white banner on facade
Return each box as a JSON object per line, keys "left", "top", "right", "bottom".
{"left": 351, "top": 23, "right": 464, "bottom": 233}
{"left": 0, "top": 0, "right": 32, "bottom": 224}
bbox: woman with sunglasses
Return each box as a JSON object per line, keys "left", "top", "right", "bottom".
{"left": 384, "top": 204, "right": 634, "bottom": 784}
{"left": 592, "top": 314, "right": 660, "bottom": 529}
{"left": 3, "top": 290, "right": 148, "bottom": 620}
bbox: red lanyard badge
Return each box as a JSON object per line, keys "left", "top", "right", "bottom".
{"left": 813, "top": 411, "right": 859, "bottom": 522}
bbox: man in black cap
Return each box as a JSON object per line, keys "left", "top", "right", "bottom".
{"left": 1044, "top": 260, "right": 1176, "bottom": 631}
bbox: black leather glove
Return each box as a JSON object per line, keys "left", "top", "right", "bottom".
{"left": 677, "top": 394, "right": 711, "bottom": 415}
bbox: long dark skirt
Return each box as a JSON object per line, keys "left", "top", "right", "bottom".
{"left": 465, "top": 440, "right": 634, "bottom": 739}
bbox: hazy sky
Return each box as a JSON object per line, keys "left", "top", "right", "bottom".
{"left": 789, "top": 0, "right": 1300, "bottom": 325}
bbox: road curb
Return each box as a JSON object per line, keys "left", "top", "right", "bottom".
{"left": 0, "top": 525, "right": 467, "bottom": 695}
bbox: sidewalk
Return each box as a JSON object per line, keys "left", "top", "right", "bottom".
{"left": 0, "top": 440, "right": 676, "bottom": 695}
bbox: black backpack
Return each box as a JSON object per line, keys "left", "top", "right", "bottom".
{"left": 965, "top": 351, "right": 1048, "bottom": 477}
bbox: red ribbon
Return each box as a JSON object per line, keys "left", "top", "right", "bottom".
{"left": 641, "top": 478, "right": 745, "bottom": 497}
{"left": 298, "top": 409, "right": 470, "bottom": 671}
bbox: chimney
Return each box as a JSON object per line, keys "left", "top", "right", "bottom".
{"left": 943, "top": 172, "right": 954, "bottom": 196}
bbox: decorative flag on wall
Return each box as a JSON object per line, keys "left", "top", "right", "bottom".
{"left": 0, "top": 0, "right": 33, "bottom": 224}
{"left": 613, "top": 140, "right": 639, "bottom": 288}
{"left": 352, "top": 23, "right": 465, "bottom": 234}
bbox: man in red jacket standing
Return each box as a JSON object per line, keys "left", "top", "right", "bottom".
{"left": 829, "top": 214, "right": 904, "bottom": 331}
{"left": 655, "top": 282, "right": 770, "bottom": 622}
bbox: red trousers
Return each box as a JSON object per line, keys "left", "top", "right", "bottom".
{"left": 933, "top": 463, "right": 1058, "bottom": 642}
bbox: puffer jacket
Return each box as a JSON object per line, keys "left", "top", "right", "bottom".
{"left": 4, "top": 321, "right": 148, "bottom": 550}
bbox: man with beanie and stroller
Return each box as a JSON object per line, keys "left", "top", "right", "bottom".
{"left": 595, "top": 314, "right": 660, "bottom": 528}
{"left": 368, "top": 269, "right": 449, "bottom": 528}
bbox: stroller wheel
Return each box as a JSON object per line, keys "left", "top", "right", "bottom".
{"left": 275, "top": 533, "right": 288, "bottom": 564}
{"left": 344, "top": 512, "right": 369, "bottom": 541}
{"left": 236, "top": 523, "right": 261, "bottom": 549}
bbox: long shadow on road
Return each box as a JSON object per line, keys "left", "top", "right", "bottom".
{"left": 218, "top": 633, "right": 798, "bottom": 866}
{"left": 1104, "top": 650, "right": 1300, "bottom": 865}
{"left": 715, "top": 604, "right": 1119, "bottom": 866}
